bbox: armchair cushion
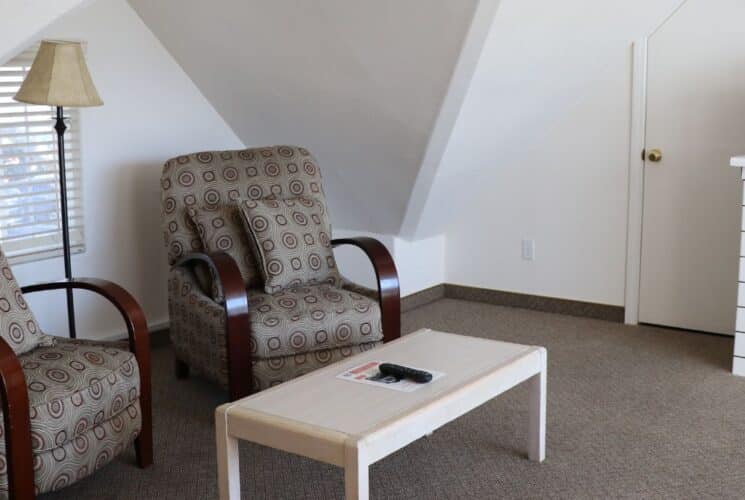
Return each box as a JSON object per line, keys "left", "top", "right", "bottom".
{"left": 340, "top": 276, "right": 378, "bottom": 301}
{"left": 0, "top": 400, "right": 140, "bottom": 496}
{"left": 8, "top": 338, "right": 140, "bottom": 453}
{"left": 189, "top": 206, "right": 262, "bottom": 300}
{"left": 246, "top": 283, "right": 383, "bottom": 359}
{"left": 240, "top": 197, "right": 340, "bottom": 293}
{"left": 0, "top": 248, "right": 49, "bottom": 355}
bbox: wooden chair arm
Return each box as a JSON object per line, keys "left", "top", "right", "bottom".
{"left": 332, "top": 237, "right": 401, "bottom": 342}
{"left": 0, "top": 338, "right": 33, "bottom": 499}
{"left": 22, "top": 279, "right": 150, "bottom": 364}
{"left": 21, "top": 278, "right": 153, "bottom": 468}
{"left": 174, "top": 252, "right": 252, "bottom": 400}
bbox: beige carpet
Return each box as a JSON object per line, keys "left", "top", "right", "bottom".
{"left": 43, "top": 298, "right": 745, "bottom": 499}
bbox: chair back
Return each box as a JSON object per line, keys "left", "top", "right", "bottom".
{"left": 160, "top": 145, "right": 327, "bottom": 265}
{"left": 0, "top": 246, "right": 45, "bottom": 354}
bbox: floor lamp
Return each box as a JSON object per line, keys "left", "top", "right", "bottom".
{"left": 13, "top": 40, "right": 103, "bottom": 338}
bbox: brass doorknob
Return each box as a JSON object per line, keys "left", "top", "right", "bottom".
{"left": 647, "top": 149, "right": 663, "bottom": 162}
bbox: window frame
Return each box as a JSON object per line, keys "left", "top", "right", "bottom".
{"left": 0, "top": 43, "right": 86, "bottom": 264}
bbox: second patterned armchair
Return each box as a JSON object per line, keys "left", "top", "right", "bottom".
{"left": 0, "top": 245, "right": 152, "bottom": 499}
{"left": 161, "top": 146, "right": 400, "bottom": 400}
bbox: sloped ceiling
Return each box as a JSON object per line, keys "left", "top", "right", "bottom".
{"left": 0, "top": 0, "right": 92, "bottom": 64}
{"left": 127, "top": 0, "right": 478, "bottom": 234}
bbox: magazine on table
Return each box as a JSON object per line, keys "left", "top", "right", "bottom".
{"left": 336, "top": 361, "right": 445, "bottom": 392}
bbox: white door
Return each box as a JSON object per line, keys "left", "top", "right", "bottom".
{"left": 639, "top": 0, "right": 745, "bottom": 335}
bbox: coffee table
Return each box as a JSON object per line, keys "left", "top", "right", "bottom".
{"left": 216, "top": 328, "right": 547, "bottom": 500}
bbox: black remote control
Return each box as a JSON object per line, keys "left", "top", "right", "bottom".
{"left": 378, "top": 363, "right": 433, "bottom": 383}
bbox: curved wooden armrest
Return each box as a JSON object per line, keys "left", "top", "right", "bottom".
{"left": 174, "top": 252, "right": 252, "bottom": 399}
{"left": 332, "top": 237, "right": 401, "bottom": 342}
{"left": 0, "top": 339, "right": 33, "bottom": 499}
{"left": 21, "top": 277, "right": 154, "bottom": 468}
{"left": 22, "top": 278, "right": 149, "bottom": 359}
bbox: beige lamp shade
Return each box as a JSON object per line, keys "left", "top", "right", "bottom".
{"left": 14, "top": 40, "right": 102, "bottom": 107}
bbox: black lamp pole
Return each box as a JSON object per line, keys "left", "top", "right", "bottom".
{"left": 54, "top": 105, "right": 76, "bottom": 339}
{"left": 14, "top": 41, "right": 102, "bottom": 339}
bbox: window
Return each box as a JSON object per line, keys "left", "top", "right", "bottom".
{"left": 0, "top": 44, "right": 84, "bottom": 263}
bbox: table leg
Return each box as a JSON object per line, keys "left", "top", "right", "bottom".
{"left": 344, "top": 441, "right": 369, "bottom": 500}
{"left": 216, "top": 405, "right": 241, "bottom": 500}
{"left": 528, "top": 348, "right": 546, "bottom": 462}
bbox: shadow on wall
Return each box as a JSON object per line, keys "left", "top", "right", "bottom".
{"left": 120, "top": 161, "right": 170, "bottom": 322}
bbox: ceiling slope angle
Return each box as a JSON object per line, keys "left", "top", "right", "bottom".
{"left": 0, "top": 0, "right": 92, "bottom": 64}
{"left": 127, "top": 0, "right": 479, "bottom": 234}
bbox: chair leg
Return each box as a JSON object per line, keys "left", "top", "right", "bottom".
{"left": 175, "top": 358, "right": 189, "bottom": 379}
{"left": 135, "top": 432, "right": 153, "bottom": 469}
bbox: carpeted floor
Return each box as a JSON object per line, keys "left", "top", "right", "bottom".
{"left": 43, "top": 298, "right": 745, "bottom": 499}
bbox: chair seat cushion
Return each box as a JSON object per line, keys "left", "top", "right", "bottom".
{"left": 252, "top": 342, "right": 381, "bottom": 391}
{"left": 247, "top": 284, "right": 383, "bottom": 359}
{"left": 0, "top": 402, "right": 141, "bottom": 497}
{"left": 5, "top": 339, "right": 140, "bottom": 453}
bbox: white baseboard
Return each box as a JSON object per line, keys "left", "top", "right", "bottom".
{"left": 733, "top": 357, "right": 745, "bottom": 376}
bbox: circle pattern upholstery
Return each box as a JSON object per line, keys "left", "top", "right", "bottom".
{"left": 239, "top": 197, "right": 341, "bottom": 294}
{"left": 161, "top": 146, "right": 326, "bottom": 268}
{"left": 0, "top": 247, "right": 46, "bottom": 355}
{"left": 0, "top": 339, "right": 141, "bottom": 496}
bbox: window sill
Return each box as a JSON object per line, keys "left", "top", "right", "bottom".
{"left": 7, "top": 245, "right": 85, "bottom": 266}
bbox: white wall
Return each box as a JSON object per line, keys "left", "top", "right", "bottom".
{"left": 393, "top": 235, "right": 446, "bottom": 296}
{"left": 3, "top": 0, "right": 694, "bottom": 334}
{"left": 415, "top": 0, "right": 686, "bottom": 306}
{"left": 400, "top": 0, "right": 501, "bottom": 237}
{"left": 333, "top": 229, "right": 445, "bottom": 298}
{"left": 127, "top": 0, "right": 478, "bottom": 235}
{"left": 10, "top": 0, "right": 243, "bottom": 340}
{"left": 0, "top": 0, "right": 91, "bottom": 64}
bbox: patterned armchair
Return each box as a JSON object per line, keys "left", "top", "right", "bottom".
{"left": 0, "top": 246, "right": 152, "bottom": 499}
{"left": 161, "top": 146, "right": 400, "bottom": 400}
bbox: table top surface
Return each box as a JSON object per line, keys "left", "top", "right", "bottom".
{"left": 226, "top": 329, "right": 543, "bottom": 437}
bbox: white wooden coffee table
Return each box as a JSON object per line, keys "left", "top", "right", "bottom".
{"left": 216, "top": 328, "right": 547, "bottom": 500}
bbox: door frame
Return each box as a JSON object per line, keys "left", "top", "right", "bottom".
{"left": 624, "top": 1, "right": 689, "bottom": 324}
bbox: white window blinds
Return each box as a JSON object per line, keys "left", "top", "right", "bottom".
{"left": 0, "top": 44, "right": 84, "bottom": 262}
